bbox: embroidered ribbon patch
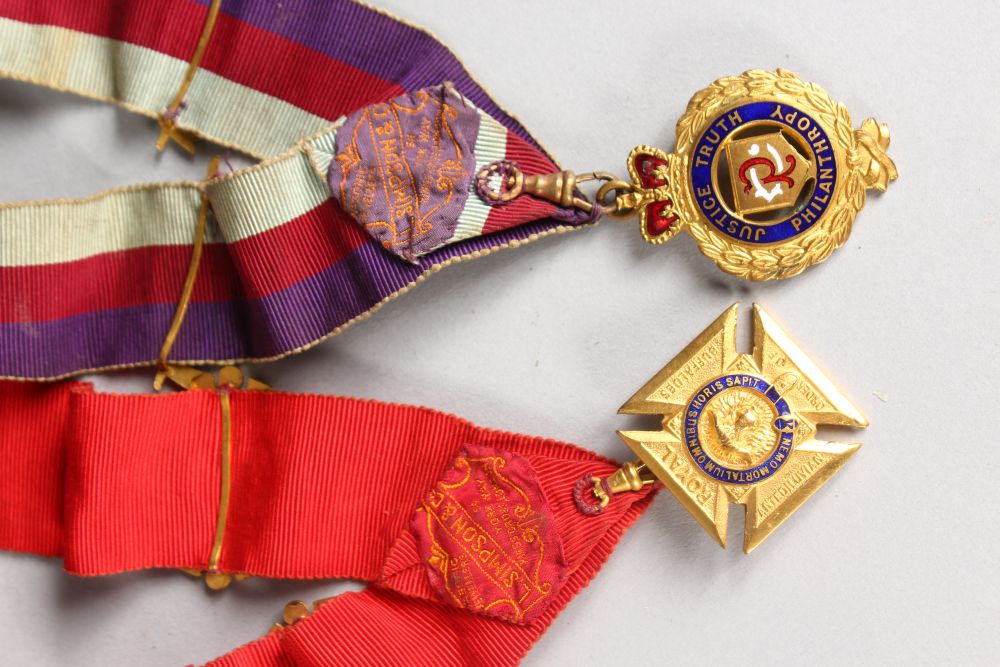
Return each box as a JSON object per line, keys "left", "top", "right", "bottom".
{"left": 330, "top": 84, "right": 481, "bottom": 260}
{"left": 412, "top": 445, "right": 567, "bottom": 624}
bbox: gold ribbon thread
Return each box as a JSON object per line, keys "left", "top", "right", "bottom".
{"left": 154, "top": 156, "right": 221, "bottom": 390}
{"left": 156, "top": 0, "right": 223, "bottom": 153}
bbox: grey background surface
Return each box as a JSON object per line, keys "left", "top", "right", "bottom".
{"left": 0, "top": 1, "right": 997, "bottom": 664}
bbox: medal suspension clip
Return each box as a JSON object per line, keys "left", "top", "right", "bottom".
{"left": 476, "top": 161, "right": 639, "bottom": 219}
{"left": 574, "top": 459, "right": 656, "bottom": 515}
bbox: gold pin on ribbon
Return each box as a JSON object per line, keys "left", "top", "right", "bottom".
{"left": 581, "top": 304, "right": 866, "bottom": 552}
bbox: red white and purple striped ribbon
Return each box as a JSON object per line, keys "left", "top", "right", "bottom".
{"left": 0, "top": 0, "right": 590, "bottom": 379}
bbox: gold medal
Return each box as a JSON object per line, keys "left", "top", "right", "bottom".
{"left": 584, "top": 304, "right": 866, "bottom": 552}
{"left": 487, "top": 69, "right": 896, "bottom": 280}
{"left": 615, "top": 69, "right": 897, "bottom": 280}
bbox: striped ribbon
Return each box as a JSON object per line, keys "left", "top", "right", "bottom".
{"left": 0, "top": 0, "right": 590, "bottom": 380}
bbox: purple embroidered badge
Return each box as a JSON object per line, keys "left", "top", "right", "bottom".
{"left": 330, "top": 85, "right": 481, "bottom": 260}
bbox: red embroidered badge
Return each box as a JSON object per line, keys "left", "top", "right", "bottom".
{"left": 412, "top": 445, "right": 567, "bottom": 624}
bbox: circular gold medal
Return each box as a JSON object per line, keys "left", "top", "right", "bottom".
{"left": 616, "top": 69, "right": 897, "bottom": 280}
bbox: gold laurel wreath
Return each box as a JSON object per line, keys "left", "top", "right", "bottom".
{"left": 670, "top": 69, "right": 872, "bottom": 281}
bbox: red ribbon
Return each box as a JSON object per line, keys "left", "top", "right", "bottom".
{"left": 0, "top": 381, "right": 655, "bottom": 665}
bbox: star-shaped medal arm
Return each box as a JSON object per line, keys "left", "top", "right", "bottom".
{"left": 614, "top": 303, "right": 867, "bottom": 553}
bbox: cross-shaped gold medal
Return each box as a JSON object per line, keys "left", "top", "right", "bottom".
{"left": 592, "top": 304, "right": 866, "bottom": 552}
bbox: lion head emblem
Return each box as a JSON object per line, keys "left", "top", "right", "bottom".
{"left": 704, "top": 390, "right": 778, "bottom": 468}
